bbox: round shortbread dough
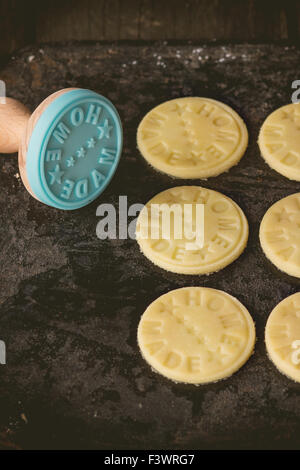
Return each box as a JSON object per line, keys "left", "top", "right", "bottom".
{"left": 138, "top": 287, "right": 255, "bottom": 384}
{"left": 137, "top": 97, "right": 248, "bottom": 178}
{"left": 259, "top": 193, "right": 300, "bottom": 278}
{"left": 136, "top": 186, "right": 248, "bottom": 275}
{"left": 258, "top": 103, "right": 300, "bottom": 181}
{"left": 266, "top": 292, "right": 300, "bottom": 382}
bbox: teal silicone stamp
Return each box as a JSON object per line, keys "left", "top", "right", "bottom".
{"left": 0, "top": 88, "right": 123, "bottom": 210}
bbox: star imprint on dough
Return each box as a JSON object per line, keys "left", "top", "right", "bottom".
{"left": 281, "top": 109, "right": 295, "bottom": 121}
{"left": 276, "top": 207, "right": 293, "bottom": 223}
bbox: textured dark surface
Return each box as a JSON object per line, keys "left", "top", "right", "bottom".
{"left": 1, "top": 41, "right": 300, "bottom": 450}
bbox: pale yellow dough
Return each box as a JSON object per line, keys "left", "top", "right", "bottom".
{"left": 138, "top": 287, "right": 255, "bottom": 384}
{"left": 260, "top": 193, "right": 300, "bottom": 278}
{"left": 265, "top": 292, "right": 300, "bottom": 382}
{"left": 137, "top": 97, "right": 248, "bottom": 178}
{"left": 258, "top": 103, "right": 300, "bottom": 180}
{"left": 136, "top": 186, "right": 248, "bottom": 275}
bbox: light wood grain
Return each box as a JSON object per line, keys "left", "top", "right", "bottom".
{"left": 0, "top": 98, "right": 30, "bottom": 154}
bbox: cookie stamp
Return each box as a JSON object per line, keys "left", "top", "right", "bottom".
{"left": 137, "top": 97, "right": 248, "bottom": 178}
{"left": 259, "top": 193, "right": 300, "bottom": 278}
{"left": 136, "top": 186, "right": 248, "bottom": 274}
{"left": 265, "top": 292, "right": 300, "bottom": 382}
{"left": 0, "top": 88, "right": 122, "bottom": 209}
{"left": 258, "top": 103, "right": 300, "bottom": 180}
{"left": 138, "top": 287, "right": 255, "bottom": 384}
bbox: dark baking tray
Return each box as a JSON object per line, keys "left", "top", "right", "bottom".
{"left": 0, "top": 41, "right": 300, "bottom": 450}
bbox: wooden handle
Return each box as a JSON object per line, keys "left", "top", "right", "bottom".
{"left": 0, "top": 98, "right": 30, "bottom": 153}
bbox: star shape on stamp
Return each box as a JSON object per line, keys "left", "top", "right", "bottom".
{"left": 66, "top": 157, "right": 75, "bottom": 168}
{"left": 48, "top": 164, "right": 64, "bottom": 185}
{"left": 76, "top": 147, "right": 86, "bottom": 158}
{"left": 87, "top": 137, "right": 96, "bottom": 149}
{"left": 97, "top": 119, "right": 113, "bottom": 140}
